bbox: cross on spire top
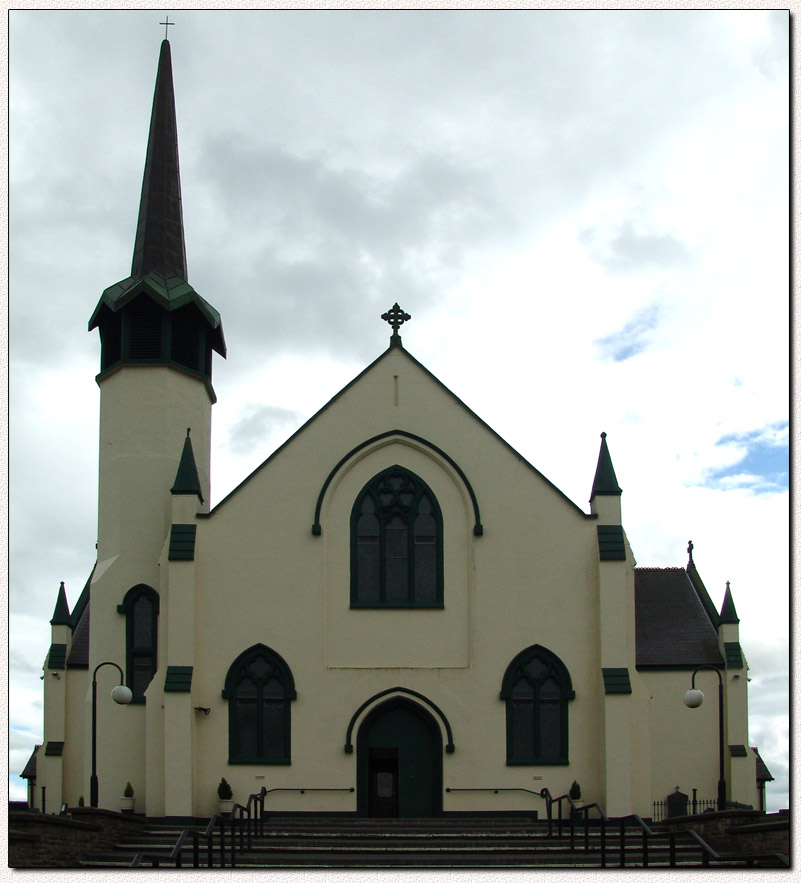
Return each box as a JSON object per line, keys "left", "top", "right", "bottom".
{"left": 160, "top": 15, "right": 175, "bottom": 40}
{"left": 381, "top": 303, "right": 411, "bottom": 347}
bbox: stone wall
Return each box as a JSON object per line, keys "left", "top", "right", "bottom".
{"left": 8, "top": 808, "right": 146, "bottom": 868}
{"left": 661, "top": 810, "right": 790, "bottom": 861}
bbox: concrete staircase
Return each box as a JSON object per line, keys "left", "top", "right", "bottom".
{"left": 79, "top": 815, "right": 787, "bottom": 869}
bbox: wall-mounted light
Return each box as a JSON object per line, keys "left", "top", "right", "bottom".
{"left": 194, "top": 706, "right": 211, "bottom": 715}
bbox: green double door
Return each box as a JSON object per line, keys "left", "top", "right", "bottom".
{"left": 357, "top": 699, "right": 443, "bottom": 818}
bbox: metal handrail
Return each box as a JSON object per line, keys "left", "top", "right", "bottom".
{"left": 131, "top": 785, "right": 356, "bottom": 868}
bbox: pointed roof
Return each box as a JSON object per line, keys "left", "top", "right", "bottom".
{"left": 132, "top": 39, "right": 186, "bottom": 280}
{"left": 171, "top": 428, "right": 204, "bottom": 502}
{"left": 719, "top": 581, "right": 740, "bottom": 624}
{"left": 590, "top": 432, "right": 622, "bottom": 501}
{"left": 88, "top": 40, "right": 225, "bottom": 357}
{"left": 49, "top": 581, "right": 71, "bottom": 627}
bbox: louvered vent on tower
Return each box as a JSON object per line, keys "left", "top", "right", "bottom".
{"left": 128, "top": 297, "right": 163, "bottom": 360}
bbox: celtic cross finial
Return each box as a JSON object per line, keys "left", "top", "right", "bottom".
{"left": 381, "top": 303, "right": 411, "bottom": 344}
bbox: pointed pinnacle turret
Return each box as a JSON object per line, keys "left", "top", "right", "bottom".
{"left": 50, "top": 581, "right": 71, "bottom": 627}
{"left": 590, "top": 432, "right": 622, "bottom": 501}
{"left": 719, "top": 581, "right": 740, "bottom": 624}
{"left": 171, "top": 428, "right": 204, "bottom": 503}
{"left": 131, "top": 39, "right": 187, "bottom": 280}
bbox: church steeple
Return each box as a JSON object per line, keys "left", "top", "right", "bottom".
{"left": 131, "top": 39, "right": 187, "bottom": 280}
{"left": 719, "top": 581, "right": 740, "bottom": 624}
{"left": 88, "top": 39, "right": 225, "bottom": 381}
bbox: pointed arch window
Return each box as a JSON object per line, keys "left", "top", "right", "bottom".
{"left": 351, "top": 466, "right": 443, "bottom": 608}
{"left": 223, "top": 644, "right": 296, "bottom": 764}
{"left": 501, "top": 645, "right": 575, "bottom": 765}
{"left": 117, "top": 585, "right": 159, "bottom": 703}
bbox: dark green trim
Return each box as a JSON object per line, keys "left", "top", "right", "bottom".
{"left": 50, "top": 583, "right": 71, "bottom": 627}
{"left": 501, "top": 645, "right": 574, "bottom": 765}
{"left": 724, "top": 641, "right": 744, "bottom": 669}
{"left": 729, "top": 744, "right": 748, "bottom": 757}
{"left": 602, "top": 667, "right": 632, "bottom": 694}
{"left": 344, "top": 687, "right": 455, "bottom": 754}
{"left": 350, "top": 465, "right": 444, "bottom": 609}
{"left": 314, "top": 431, "right": 483, "bottom": 536}
{"left": 164, "top": 666, "right": 193, "bottom": 692}
{"left": 118, "top": 584, "right": 159, "bottom": 701}
{"left": 47, "top": 644, "right": 67, "bottom": 670}
{"left": 636, "top": 663, "right": 724, "bottom": 672}
{"left": 719, "top": 584, "right": 740, "bottom": 624}
{"left": 356, "top": 696, "right": 443, "bottom": 818}
{"left": 171, "top": 433, "right": 204, "bottom": 503}
{"left": 206, "top": 345, "right": 592, "bottom": 519}
{"left": 169, "top": 524, "right": 197, "bottom": 560}
{"left": 223, "top": 644, "right": 295, "bottom": 765}
{"left": 44, "top": 742, "right": 64, "bottom": 756}
{"left": 597, "top": 525, "right": 626, "bottom": 560}
{"left": 590, "top": 432, "right": 622, "bottom": 500}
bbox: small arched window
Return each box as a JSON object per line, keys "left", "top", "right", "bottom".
{"left": 501, "top": 645, "right": 574, "bottom": 765}
{"left": 351, "top": 466, "right": 443, "bottom": 608}
{"left": 117, "top": 585, "right": 159, "bottom": 703}
{"left": 223, "top": 644, "right": 296, "bottom": 764}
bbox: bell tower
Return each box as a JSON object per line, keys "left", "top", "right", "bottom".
{"left": 84, "top": 39, "right": 224, "bottom": 808}
{"left": 88, "top": 38, "right": 225, "bottom": 569}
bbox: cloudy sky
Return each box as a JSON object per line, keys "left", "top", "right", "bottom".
{"left": 9, "top": 9, "right": 789, "bottom": 811}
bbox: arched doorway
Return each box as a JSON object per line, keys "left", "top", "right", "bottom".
{"left": 356, "top": 697, "right": 443, "bottom": 818}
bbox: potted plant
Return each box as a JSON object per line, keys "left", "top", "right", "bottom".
{"left": 120, "top": 782, "right": 135, "bottom": 813}
{"left": 217, "top": 777, "right": 234, "bottom": 815}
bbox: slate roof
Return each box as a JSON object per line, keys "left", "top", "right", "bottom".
{"left": 67, "top": 593, "right": 90, "bottom": 668}
{"left": 635, "top": 567, "right": 724, "bottom": 668}
{"left": 21, "top": 745, "right": 40, "bottom": 779}
{"left": 753, "top": 747, "right": 775, "bottom": 782}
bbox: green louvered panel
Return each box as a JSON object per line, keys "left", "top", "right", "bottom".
{"left": 724, "top": 642, "right": 744, "bottom": 669}
{"left": 602, "top": 667, "right": 632, "bottom": 694}
{"left": 164, "top": 665, "right": 193, "bottom": 692}
{"left": 47, "top": 643, "right": 67, "bottom": 670}
{"left": 597, "top": 525, "right": 626, "bottom": 561}
{"left": 169, "top": 524, "right": 197, "bottom": 561}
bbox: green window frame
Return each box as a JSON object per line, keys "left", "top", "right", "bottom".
{"left": 117, "top": 584, "right": 159, "bottom": 703}
{"left": 501, "top": 644, "right": 575, "bottom": 765}
{"left": 223, "top": 644, "right": 296, "bottom": 765}
{"left": 350, "top": 465, "right": 444, "bottom": 608}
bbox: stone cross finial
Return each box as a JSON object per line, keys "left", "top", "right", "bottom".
{"left": 160, "top": 16, "right": 175, "bottom": 39}
{"left": 382, "top": 303, "right": 411, "bottom": 336}
{"left": 687, "top": 540, "right": 694, "bottom": 562}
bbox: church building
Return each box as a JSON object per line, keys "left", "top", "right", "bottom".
{"left": 33, "top": 39, "right": 762, "bottom": 821}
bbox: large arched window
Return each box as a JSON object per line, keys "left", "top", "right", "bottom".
{"left": 351, "top": 466, "right": 443, "bottom": 608}
{"left": 117, "top": 585, "right": 159, "bottom": 703}
{"left": 223, "top": 644, "right": 296, "bottom": 764}
{"left": 501, "top": 644, "right": 575, "bottom": 765}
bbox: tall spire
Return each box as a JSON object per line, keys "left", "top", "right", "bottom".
{"left": 131, "top": 39, "right": 187, "bottom": 280}
{"left": 590, "top": 432, "right": 622, "bottom": 501}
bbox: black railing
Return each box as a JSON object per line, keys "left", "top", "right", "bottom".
{"left": 652, "top": 797, "right": 716, "bottom": 821}
{"left": 131, "top": 785, "right": 354, "bottom": 868}
{"left": 537, "top": 788, "right": 788, "bottom": 869}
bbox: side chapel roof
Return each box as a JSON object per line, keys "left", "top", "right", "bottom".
{"left": 635, "top": 567, "right": 724, "bottom": 668}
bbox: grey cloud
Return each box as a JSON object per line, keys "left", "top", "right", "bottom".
{"left": 579, "top": 222, "right": 692, "bottom": 273}
{"left": 191, "top": 140, "right": 508, "bottom": 365}
{"left": 593, "top": 303, "right": 661, "bottom": 362}
{"left": 227, "top": 404, "right": 304, "bottom": 457}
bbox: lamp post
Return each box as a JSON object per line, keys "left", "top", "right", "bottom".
{"left": 683, "top": 664, "right": 726, "bottom": 812}
{"left": 90, "top": 661, "right": 132, "bottom": 808}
